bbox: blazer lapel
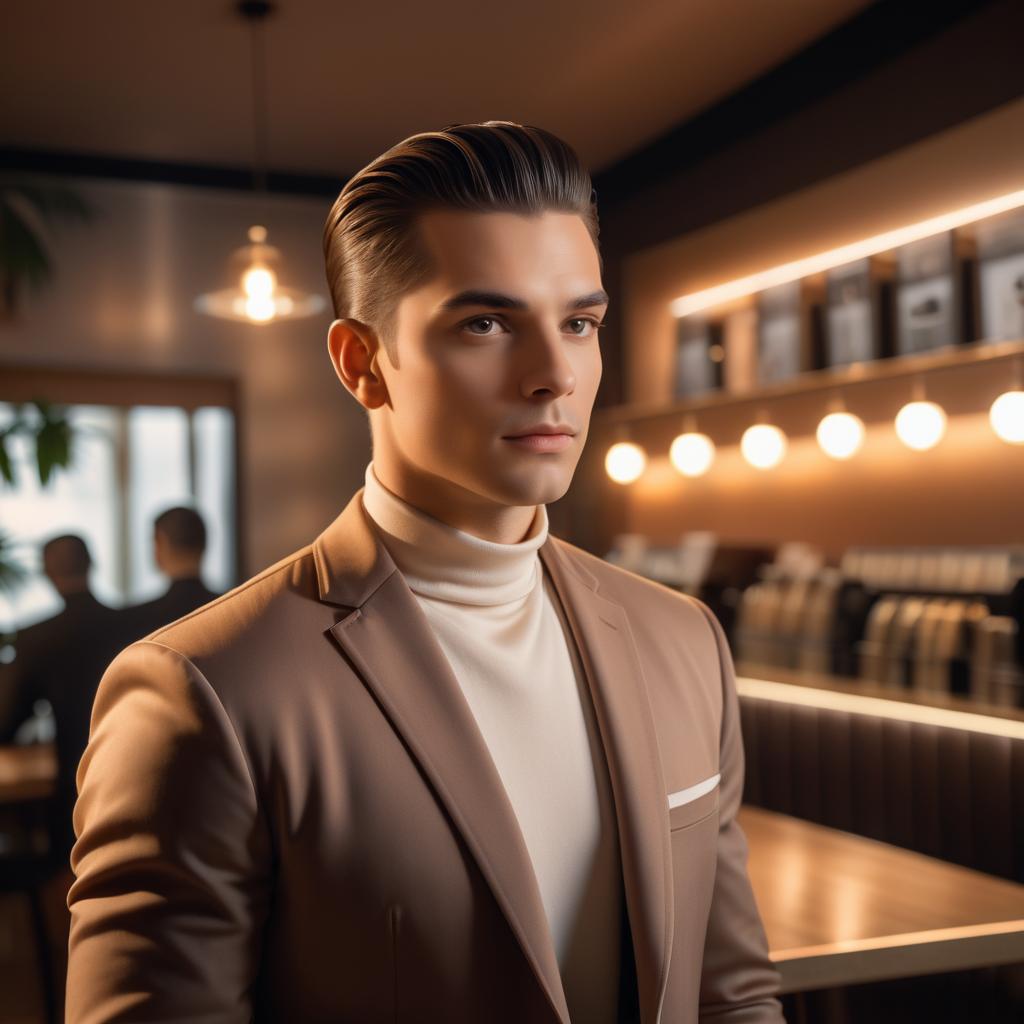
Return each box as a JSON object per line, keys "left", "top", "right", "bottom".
{"left": 313, "top": 489, "right": 571, "bottom": 1024}
{"left": 538, "top": 538, "right": 674, "bottom": 1024}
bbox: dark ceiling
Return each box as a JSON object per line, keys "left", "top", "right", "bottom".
{"left": 0, "top": 0, "right": 873, "bottom": 185}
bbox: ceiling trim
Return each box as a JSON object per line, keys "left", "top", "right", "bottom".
{"left": 0, "top": 146, "right": 344, "bottom": 197}
{"left": 592, "top": 0, "right": 1005, "bottom": 207}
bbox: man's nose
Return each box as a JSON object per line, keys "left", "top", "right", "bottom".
{"left": 519, "top": 327, "right": 576, "bottom": 398}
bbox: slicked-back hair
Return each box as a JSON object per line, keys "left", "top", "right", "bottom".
{"left": 154, "top": 505, "right": 207, "bottom": 555}
{"left": 322, "top": 120, "right": 601, "bottom": 367}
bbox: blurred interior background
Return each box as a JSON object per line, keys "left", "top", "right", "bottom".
{"left": 1, "top": 1, "right": 1023, "bottom": 1021}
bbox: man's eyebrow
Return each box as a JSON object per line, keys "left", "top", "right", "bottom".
{"left": 438, "top": 289, "right": 610, "bottom": 312}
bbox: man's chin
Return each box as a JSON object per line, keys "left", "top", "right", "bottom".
{"left": 487, "top": 465, "right": 575, "bottom": 508}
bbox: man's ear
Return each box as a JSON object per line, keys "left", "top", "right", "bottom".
{"left": 327, "top": 318, "right": 389, "bottom": 410}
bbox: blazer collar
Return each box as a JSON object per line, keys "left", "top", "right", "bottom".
{"left": 313, "top": 488, "right": 673, "bottom": 1024}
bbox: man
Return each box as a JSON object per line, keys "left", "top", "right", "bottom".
{"left": 120, "top": 505, "right": 220, "bottom": 642}
{"left": 0, "top": 534, "right": 127, "bottom": 866}
{"left": 67, "top": 121, "right": 783, "bottom": 1023}
{"left": 0, "top": 534, "right": 132, "bottom": 1022}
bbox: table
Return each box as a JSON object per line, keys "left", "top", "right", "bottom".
{"left": 740, "top": 805, "right": 1024, "bottom": 993}
{"left": 0, "top": 744, "right": 57, "bottom": 805}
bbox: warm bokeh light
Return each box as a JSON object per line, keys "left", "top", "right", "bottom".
{"left": 670, "top": 188, "right": 1024, "bottom": 317}
{"left": 195, "top": 223, "right": 327, "bottom": 324}
{"left": 816, "top": 411, "right": 866, "bottom": 460}
{"left": 242, "top": 259, "right": 278, "bottom": 322}
{"left": 989, "top": 389, "right": 1024, "bottom": 444}
{"left": 740, "top": 423, "right": 787, "bottom": 470}
{"left": 243, "top": 294, "right": 276, "bottom": 322}
{"left": 242, "top": 265, "right": 276, "bottom": 299}
{"left": 669, "top": 431, "right": 716, "bottom": 477}
{"left": 894, "top": 400, "right": 947, "bottom": 450}
{"left": 605, "top": 441, "right": 647, "bottom": 484}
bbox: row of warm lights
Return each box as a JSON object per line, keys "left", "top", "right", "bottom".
{"left": 604, "top": 382, "right": 1024, "bottom": 483}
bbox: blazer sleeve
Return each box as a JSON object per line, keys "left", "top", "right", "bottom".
{"left": 66, "top": 639, "right": 271, "bottom": 1023}
{"left": 691, "top": 600, "right": 785, "bottom": 1022}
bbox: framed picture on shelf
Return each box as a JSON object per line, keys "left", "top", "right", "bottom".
{"left": 824, "top": 255, "right": 895, "bottom": 367}
{"left": 674, "top": 315, "right": 723, "bottom": 399}
{"left": 756, "top": 278, "right": 822, "bottom": 385}
{"left": 894, "top": 231, "right": 976, "bottom": 355}
{"left": 975, "top": 207, "right": 1024, "bottom": 343}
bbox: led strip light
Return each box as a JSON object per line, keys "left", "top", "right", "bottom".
{"left": 670, "top": 188, "right": 1024, "bottom": 319}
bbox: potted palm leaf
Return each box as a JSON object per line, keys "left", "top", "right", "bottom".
{"left": 0, "top": 175, "right": 92, "bottom": 321}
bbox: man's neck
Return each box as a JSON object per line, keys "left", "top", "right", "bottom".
{"left": 369, "top": 456, "right": 537, "bottom": 545}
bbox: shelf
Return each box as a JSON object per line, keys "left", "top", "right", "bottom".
{"left": 594, "top": 337, "right": 1024, "bottom": 426}
{"left": 735, "top": 664, "right": 1024, "bottom": 731}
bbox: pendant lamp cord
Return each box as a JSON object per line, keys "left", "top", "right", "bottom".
{"left": 239, "top": 0, "right": 273, "bottom": 193}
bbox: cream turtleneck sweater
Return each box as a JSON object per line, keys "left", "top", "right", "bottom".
{"left": 360, "top": 460, "right": 622, "bottom": 1022}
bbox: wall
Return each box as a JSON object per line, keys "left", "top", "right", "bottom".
{"left": 565, "top": 0, "right": 1024, "bottom": 557}
{"left": 0, "top": 177, "right": 369, "bottom": 579}
{"left": 598, "top": 98, "right": 1024, "bottom": 558}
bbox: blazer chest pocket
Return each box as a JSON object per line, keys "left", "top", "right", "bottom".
{"left": 667, "top": 772, "right": 720, "bottom": 831}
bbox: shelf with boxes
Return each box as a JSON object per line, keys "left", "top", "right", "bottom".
{"left": 733, "top": 543, "right": 1024, "bottom": 713}
{"left": 597, "top": 196, "right": 1024, "bottom": 484}
{"left": 604, "top": 532, "right": 1024, "bottom": 715}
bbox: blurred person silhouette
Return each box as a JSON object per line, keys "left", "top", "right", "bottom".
{"left": 0, "top": 533, "right": 128, "bottom": 864}
{"left": 121, "top": 505, "right": 220, "bottom": 642}
{"left": 0, "top": 533, "right": 131, "bottom": 1020}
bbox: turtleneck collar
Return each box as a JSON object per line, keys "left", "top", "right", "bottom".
{"left": 360, "top": 460, "right": 548, "bottom": 606}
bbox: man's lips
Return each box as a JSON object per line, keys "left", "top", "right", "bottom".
{"left": 501, "top": 433, "right": 574, "bottom": 452}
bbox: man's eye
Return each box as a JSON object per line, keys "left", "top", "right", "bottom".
{"left": 463, "top": 316, "right": 504, "bottom": 336}
{"left": 461, "top": 316, "right": 604, "bottom": 337}
{"left": 567, "top": 317, "right": 604, "bottom": 336}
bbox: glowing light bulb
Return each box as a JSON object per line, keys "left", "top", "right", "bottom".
{"left": 741, "top": 423, "right": 787, "bottom": 470}
{"left": 895, "top": 400, "right": 946, "bottom": 450}
{"left": 816, "top": 411, "right": 865, "bottom": 460}
{"left": 243, "top": 265, "right": 276, "bottom": 299}
{"left": 240, "top": 263, "right": 277, "bottom": 322}
{"left": 244, "top": 294, "right": 276, "bottom": 322}
{"left": 989, "top": 389, "right": 1024, "bottom": 444}
{"left": 605, "top": 441, "right": 647, "bottom": 484}
{"left": 669, "top": 432, "right": 715, "bottom": 477}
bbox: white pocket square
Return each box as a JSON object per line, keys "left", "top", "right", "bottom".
{"left": 667, "top": 772, "right": 721, "bottom": 809}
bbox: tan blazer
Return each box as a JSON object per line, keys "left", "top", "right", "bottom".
{"left": 67, "top": 488, "right": 784, "bottom": 1023}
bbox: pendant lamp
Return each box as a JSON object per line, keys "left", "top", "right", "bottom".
{"left": 195, "top": 0, "right": 325, "bottom": 324}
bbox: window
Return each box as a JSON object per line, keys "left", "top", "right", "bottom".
{"left": 0, "top": 396, "right": 238, "bottom": 631}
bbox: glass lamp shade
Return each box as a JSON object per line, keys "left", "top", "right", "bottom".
{"left": 195, "top": 226, "right": 327, "bottom": 324}
{"left": 669, "top": 431, "right": 715, "bottom": 477}
{"left": 816, "top": 411, "right": 865, "bottom": 460}
{"left": 605, "top": 441, "right": 647, "bottom": 484}
{"left": 740, "top": 423, "right": 787, "bottom": 469}
{"left": 989, "top": 389, "right": 1024, "bottom": 444}
{"left": 894, "top": 399, "right": 946, "bottom": 450}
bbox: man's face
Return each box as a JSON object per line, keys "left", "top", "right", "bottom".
{"left": 371, "top": 208, "right": 605, "bottom": 511}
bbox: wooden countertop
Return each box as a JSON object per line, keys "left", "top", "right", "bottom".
{"left": 740, "top": 805, "right": 1024, "bottom": 992}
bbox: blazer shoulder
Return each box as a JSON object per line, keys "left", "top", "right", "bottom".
{"left": 140, "top": 544, "right": 320, "bottom": 658}
{"left": 552, "top": 535, "right": 710, "bottom": 622}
